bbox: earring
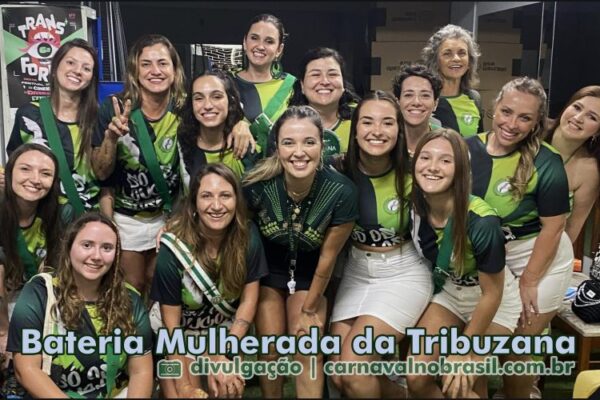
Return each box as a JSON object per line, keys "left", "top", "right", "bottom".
{"left": 592, "top": 135, "right": 599, "bottom": 145}
{"left": 270, "top": 57, "right": 283, "bottom": 79}
{"left": 193, "top": 211, "right": 198, "bottom": 219}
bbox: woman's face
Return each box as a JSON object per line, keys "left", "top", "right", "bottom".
{"left": 415, "top": 137, "right": 456, "bottom": 196}
{"left": 137, "top": 43, "right": 175, "bottom": 97}
{"left": 559, "top": 96, "right": 600, "bottom": 143}
{"left": 356, "top": 100, "right": 399, "bottom": 158}
{"left": 196, "top": 173, "right": 237, "bottom": 236}
{"left": 437, "top": 38, "right": 469, "bottom": 81}
{"left": 55, "top": 47, "right": 94, "bottom": 94}
{"left": 277, "top": 117, "right": 322, "bottom": 181}
{"left": 398, "top": 76, "right": 438, "bottom": 128}
{"left": 192, "top": 75, "right": 229, "bottom": 130}
{"left": 492, "top": 89, "right": 540, "bottom": 153}
{"left": 12, "top": 150, "right": 56, "bottom": 204}
{"left": 301, "top": 57, "right": 344, "bottom": 109}
{"left": 243, "top": 21, "right": 283, "bottom": 70}
{"left": 70, "top": 221, "right": 117, "bottom": 284}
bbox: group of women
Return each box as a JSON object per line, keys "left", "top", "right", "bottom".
{"left": 0, "top": 11, "right": 598, "bottom": 400}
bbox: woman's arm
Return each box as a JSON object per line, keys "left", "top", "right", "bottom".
{"left": 14, "top": 353, "right": 67, "bottom": 398}
{"left": 297, "top": 222, "right": 354, "bottom": 333}
{"left": 566, "top": 164, "right": 599, "bottom": 242}
{"left": 519, "top": 214, "right": 567, "bottom": 322}
{"left": 463, "top": 270, "right": 504, "bottom": 338}
{"left": 229, "top": 281, "right": 259, "bottom": 340}
{"left": 227, "top": 120, "right": 256, "bottom": 159}
{"left": 99, "top": 187, "right": 115, "bottom": 219}
{"left": 126, "top": 353, "right": 154, "bottom": 398}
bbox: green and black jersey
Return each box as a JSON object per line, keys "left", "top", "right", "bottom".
{"left": 351, "top": 168, "right": 412, "bottom": 247}
{"left": 7, "top": 275, "right": 152, "bottom": 398}
{"left": 411, "top": 196, "right": 505, "bottom": 285}
{"left": 8, "top": 102, "right": 101, "bottom": 210}
{"left": 467, "top": 133, "right": 570, "bottom": 240}
{"left": 18, "top": 216, "right": 47, "bottom": 280}
{"left": 434, "top": 90, "right": 483, "bottom": 138}
{"left": 92, "top": 98, "right": 181, "bottom": 217}
{"left": 150, "top": 222, "right": 268, "bottom": 331}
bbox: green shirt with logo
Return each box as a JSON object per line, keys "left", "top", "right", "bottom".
{"left": 467, "top": 133, "right": 570, "bottom": 239}
{"left": 93, "top": 98, "right": 181, "bottom": 217}
{"left": 7, "top": 275, "right": 152, "bottom": 398}
{"left": 8, "top": 102, "right": 101, "bottom": 210}
{"left": 351, "top": 168, "right": 412, "bottom": 247}
{"left": 411, "top": 196, "right": 505, "bottom": 285}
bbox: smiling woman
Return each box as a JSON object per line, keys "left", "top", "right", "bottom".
{"left": 243, "top": 106, "right": 358, "bottom": 398}
{"left": 0, "top": 143, "right": 64, "bottom": 367}
{"left": 7, "top": 212, "right": 154, "bottom": 398}
{"left": 151, "top": 163, "right": 268, "bottom": 398}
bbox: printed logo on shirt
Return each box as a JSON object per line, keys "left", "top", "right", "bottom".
{"left": 462, "top": 113, "right": 475, "bottom": 126}
{"left": 494, "top": 179, "right": 513, "bottom": 196}
{"left": 161, "top": 137, "right": 175, "bottom": 152}
{"left": 385, "top": 197, "right": 400, "bottom": 214}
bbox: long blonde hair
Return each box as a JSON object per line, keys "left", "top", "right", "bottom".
{"left": 166, "top": 164, "right": 248, "bottom": 299}
{"left": 493, "top": 77, "right": 548, "bottom": 200}
{"left": 53, "top": 212, "right": 135, "bottom": 336}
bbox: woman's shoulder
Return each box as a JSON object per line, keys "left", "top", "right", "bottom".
{"left": 320, "top": 165, "right": 356, "bottom": 187}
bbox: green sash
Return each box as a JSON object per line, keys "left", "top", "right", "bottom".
{"left": 38, "top": 97, "right": 85, "bottom": 216}
{"left": 160, "top": 233, "right": 236, "bottom": 318}
{"left": 250, "top": 74, "right": 296, "bottom": 155}
{"left": 130, "top": 109, "right": 173, "bottom": 213}
{"left": 432, "top": 219, "right": 454, "bottom": 294}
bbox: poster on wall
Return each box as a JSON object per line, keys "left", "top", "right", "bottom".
{"left": 0, "top": 4, "right": 87, "bottom": 161}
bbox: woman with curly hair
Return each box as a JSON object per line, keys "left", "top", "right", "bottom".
{"left": 466, "top": 77, "right": 572, "bottom": 398}
{"left": 151, "top": 163, "right": 267, "bottom": 398}
{"left": 288, "top": 47, "right": 360, "bottom": 156}
{"left": 422, "top": 24, "right": 484, "bottom": 137}
{"left": 0, "top": 143, "right": 63, "bottom": 358}
{"left": 544, "top": 86, "right": 600, "bottom": 242}
{"left": 178, "top": 70, "right": 258, "bottom": 187}
{"left": 7, "top": 212, "right": 153, "bottom": 398}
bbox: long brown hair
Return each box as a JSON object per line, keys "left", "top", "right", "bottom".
{"left": 344, "top": 91, "right": 410, "bottom": 231}
{"left": 121, "top": 34, "right": 186, "bottom": 111}
{"left": 166, "top": 163, "right": 248, "bottom": 299}
{"left": 49, "top": 39, "right": 99, "bottom": 163}
{"left": 0, "top": 143, "right": 62, "bottom": 291}
{"left": 412, "top": 128, "right": 471, "bottom": 274}
{"left": 546, "top": 85, "right": 600, "bottom": 173}
{"left": 53, "top": 212, "right": 135, "bottom": 335}
{"left": 493, "top": 77, "right": 548, "bottom": 200}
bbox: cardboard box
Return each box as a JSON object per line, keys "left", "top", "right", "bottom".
{"left": 479, "top": 89, "right": 500, "bottom": 131}
{"left": 370, "top": 41, "right": 425, "bottom": 91}
{"left": 477, "top": 10, "right": 521, "bottom": 43}
{"left": 375, "top": 1, "right": 450, "bottom": 30}
{"left": 375, "top": 27, "right": 438, "bottom": 43}
{"left": 477, "top": 42, "right": 523, "bottom": 90}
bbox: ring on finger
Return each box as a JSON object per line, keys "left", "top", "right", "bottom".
{"left": 112, "top": 116, "right": 118, "bottom": 123}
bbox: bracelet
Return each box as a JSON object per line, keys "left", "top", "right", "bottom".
{"left": 301, "top": 308, "right": 317, "bottom": 315}
{"left": 314, "top": 271, "right": 330, "bottom": 279}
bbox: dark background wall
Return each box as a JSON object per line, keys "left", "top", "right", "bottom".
{"left": 119, "top": 1, "right": 375, "bottom": 95}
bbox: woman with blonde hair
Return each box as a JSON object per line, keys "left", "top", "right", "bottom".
{"left": 7, "top": 212, "right": 153, "bottom": 398}
{"left": 243, "top": 105, "right": 358, "bottom": 397}
{"left": 466, "top": 77, "right": 572, "bottom": 398}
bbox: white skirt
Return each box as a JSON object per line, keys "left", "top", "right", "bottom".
{"left": 331, "top": 242, "right": 433, "bottom": 333}
{"left": 113, "top": 211, "right": 166, "bottom": 251}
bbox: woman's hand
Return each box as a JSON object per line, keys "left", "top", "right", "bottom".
{"left": 441, "top": 354, "right": 477, "bottom": 398}
{"left": 207, "top": 356, "right": 244, "bottom": 398}
{"left": 295, "top": 309, "right": 323, "bottom": 336}
{"left": 227, "top": 120, "right": 256, "bottom": 159}
{"left": 519, "top": 273, "right": 539, "bottom": 327}
{"left": 105, "top": 97, "right": 132, "bottom": 141}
